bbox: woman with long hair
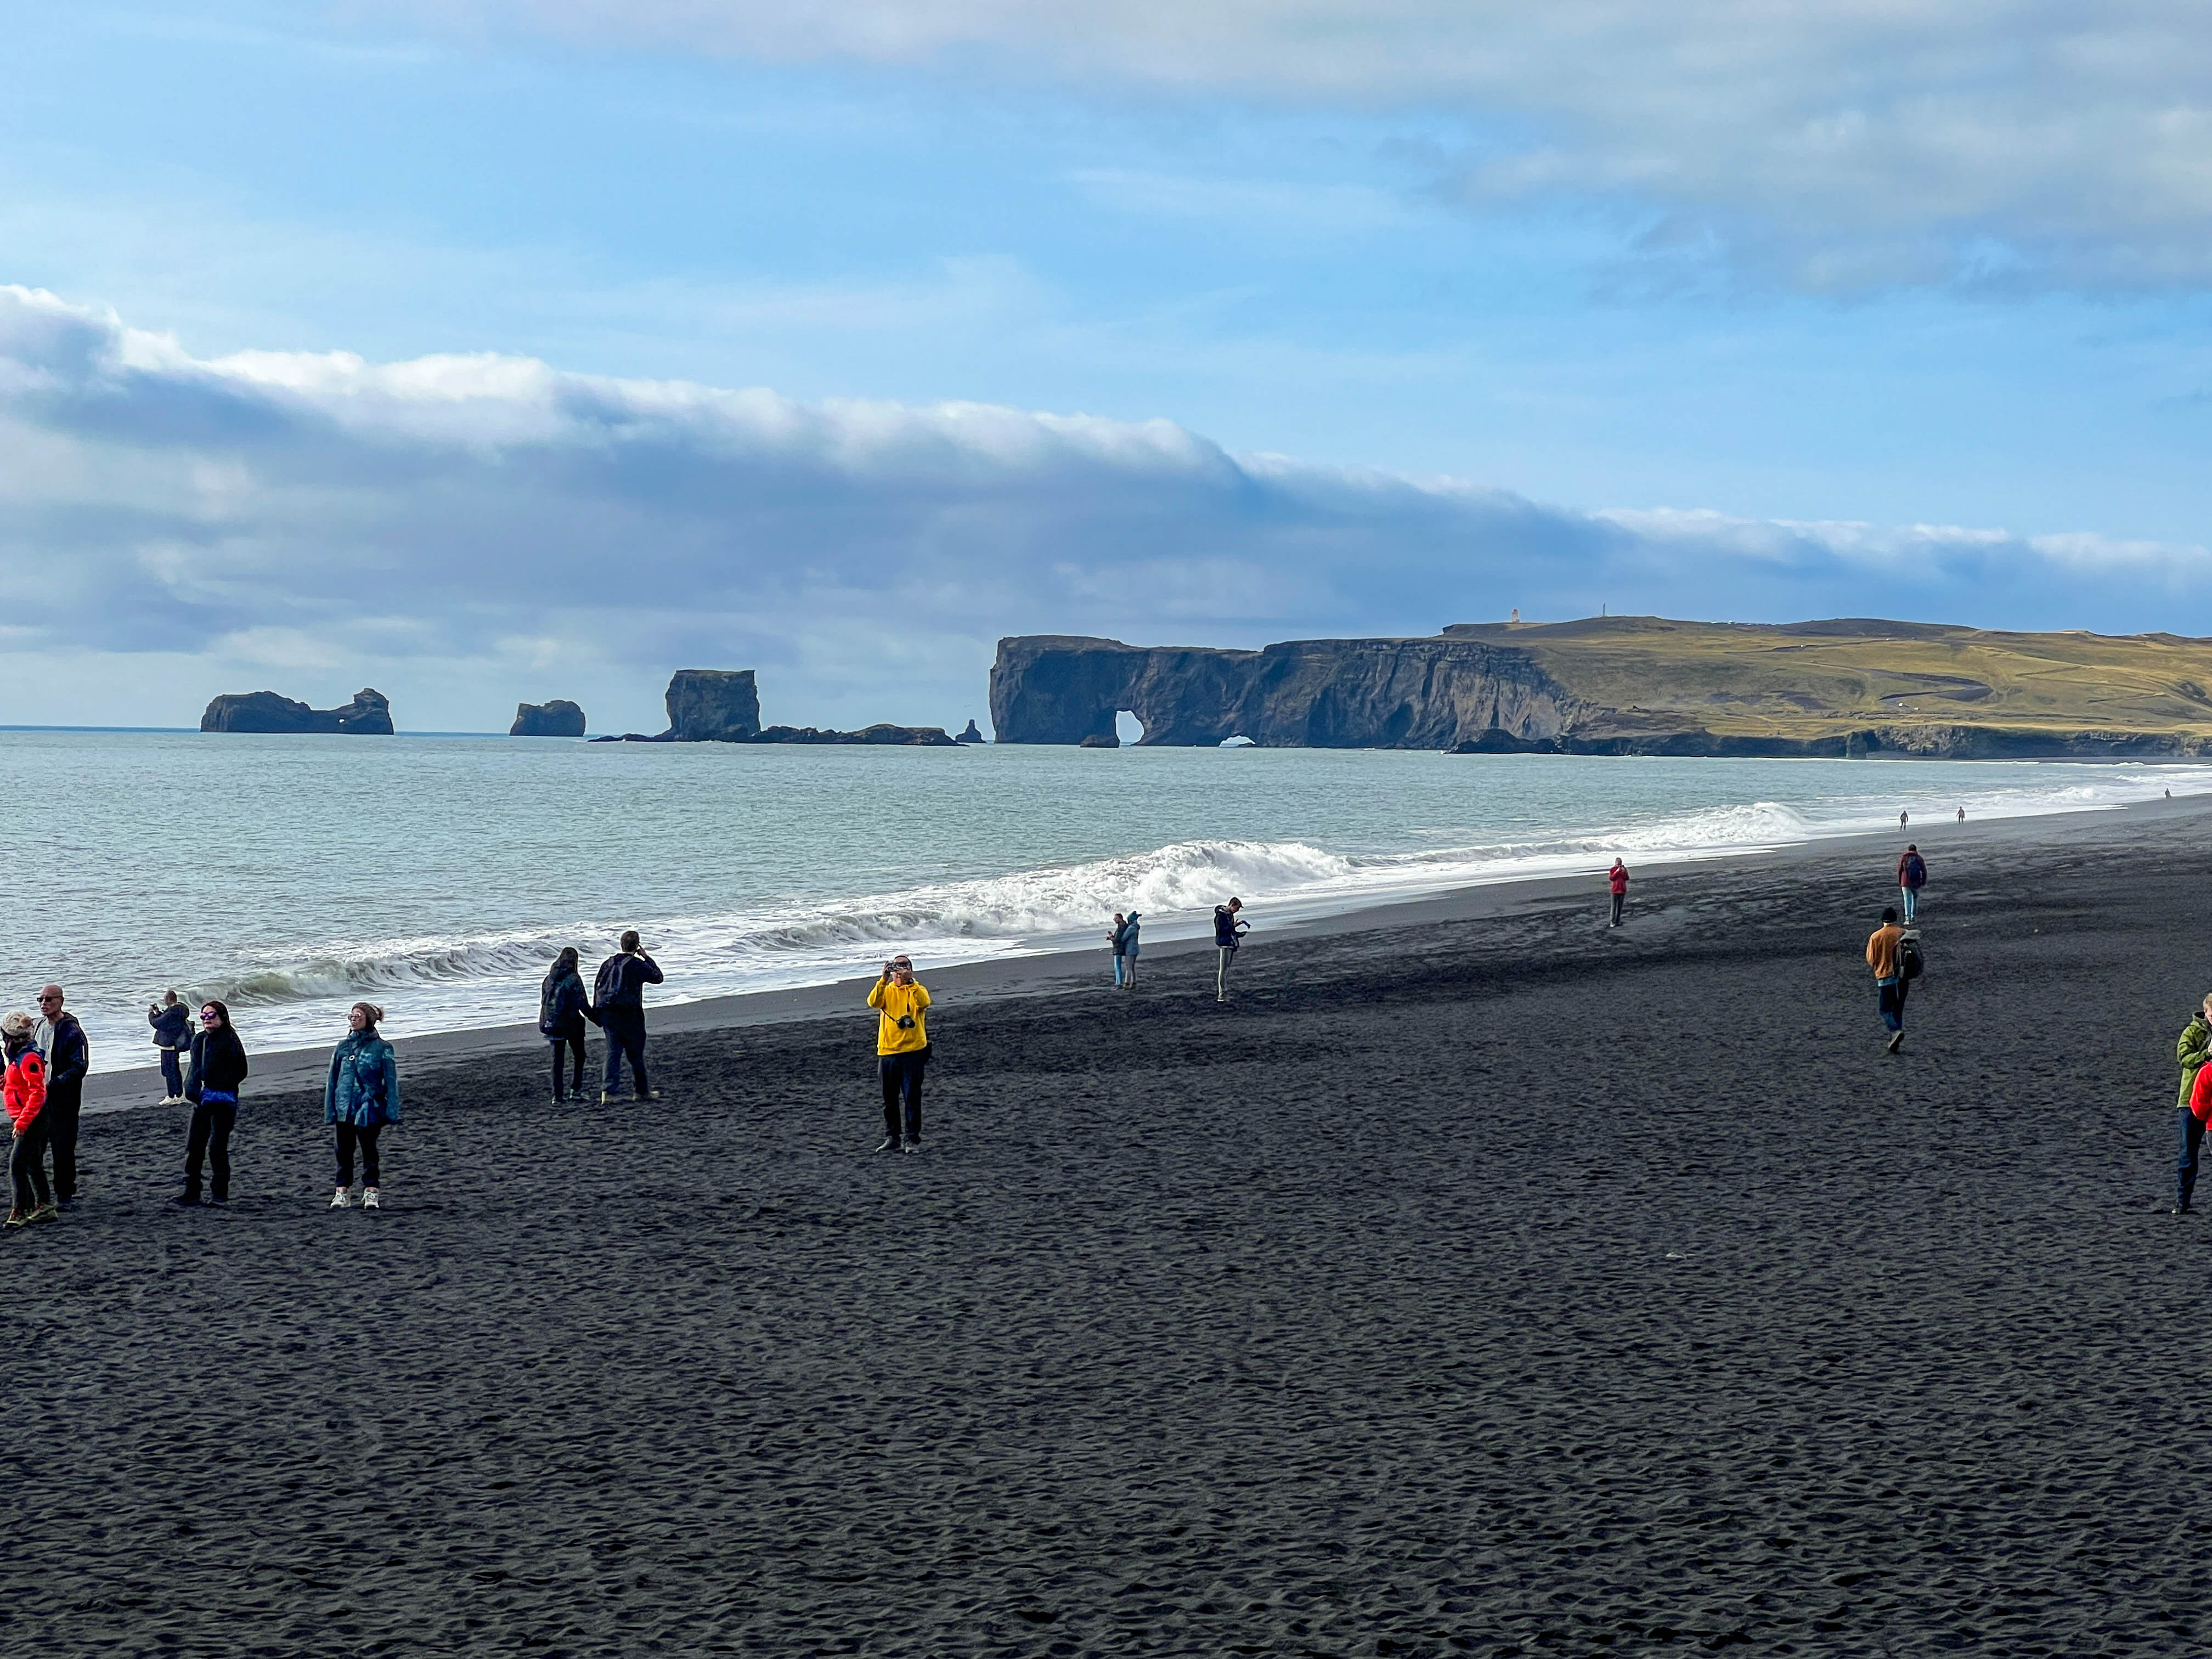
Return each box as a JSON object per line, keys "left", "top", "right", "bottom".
{"left": 326, "top": 1002, "right": 400, "bottom": 1209}
{"left": 179, "top": 998, "right": 249, "bottom": 1206}
{"left": 539, "top": 947, "right": 590, "bottom": 1103}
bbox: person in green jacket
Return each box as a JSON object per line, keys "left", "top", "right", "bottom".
{"left": 2169, "top": 995, "right": 2212, "bottom": 1215}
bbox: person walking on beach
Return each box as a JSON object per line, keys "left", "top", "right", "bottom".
{"left": 34, "top": 986, "right": 87, "bottom": 1209}
{"left": 148, "top": 990, "right": 191, "bottom": 1104}
{"left": 4, "top": 1012, "right": 53, "bottom": 1227}
{"left": 1899, "top": 810, "right": 1909, "bottom": 828}
{"left": 868, "top": 954, "right": 931, "bottom": 1153}
{"left": 1109, "top": 912, "right": 1130, "bottom": 988}
{"left": 1121, "top": 910, "right": 1142, "bottom": 988}
{"left": 1214, "top": 898, "right": 1248, "bottom": 1003}
{"left": 1607, "top": 859, "right": 1630, "bottom": 928}
{"left": 1866, "top": 908, "right": 1910, "bottom": 1055}
{"left": 592, "top": 931, "right": 663, "bottom": 1105}
{"left": 178, "top": 998, "right": 247, "bottom": 1206}
{"left": 540, "top": 947, "right": 590, "bottom": 1102}
{"left": 1897, "top": 844, "right": 1928, "bottom": 923}
{"left": 2169, "top": 996, "right": 2212, "bottom": 1215}
{"left": 326, "top": 1002, "right": 400, "bottom": 1210}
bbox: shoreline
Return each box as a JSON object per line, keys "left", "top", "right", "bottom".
{"left": 86, "top": 786, "right": 2212, "bottom": 1111}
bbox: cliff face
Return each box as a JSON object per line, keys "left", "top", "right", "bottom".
{"left": 664, "top": 670, "right": 761, "bottom": 741}
{"left": 991, "top": 619, "right": 2212, "bottom": 756}
{"left": 201, "top": 689, "right": 393, "bottom": 735}
{"left": 989, "top": 636, "right": 1587, "bottom": 748}
{"left": 511, "top": 699, "right": 586, "bottom": 737}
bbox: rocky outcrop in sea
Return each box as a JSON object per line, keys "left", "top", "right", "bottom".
{"left": 511, "top": 700, "right": 587, "bottom": 737}
{"left": 201, "top": 689, "right": 394, "bottom": 735}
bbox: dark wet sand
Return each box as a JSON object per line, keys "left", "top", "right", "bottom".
{"left": 12, "top": 805, "right": 2212, "bottom": 1655}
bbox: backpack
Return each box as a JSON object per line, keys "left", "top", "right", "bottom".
{"left": 1898, "top": 932, "right": 1925, "bottom": 983}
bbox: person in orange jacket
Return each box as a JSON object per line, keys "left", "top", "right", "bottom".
{"left": 1867, "top": 906, "right": 1908, "bottom": 1055}
{"left": 3, "top": 1011, "right": 54, "bottom": 1226}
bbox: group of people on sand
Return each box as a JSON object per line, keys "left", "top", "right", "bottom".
{"left": 1105, "top": 898, "right": 1253, "bottom": 1005}
{"left": 1864, "top": 843, "right": 1930, "bottom": 1055}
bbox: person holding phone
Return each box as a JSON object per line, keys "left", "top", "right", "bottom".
{"left": 591, "top": 930, "right": 663, "bottom": 1105}
{"left": 867, "top": 955, "right": 932, "bottom": 1154}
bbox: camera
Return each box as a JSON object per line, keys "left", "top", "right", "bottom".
{"left": 896, "top": 1014, "right": 916, "bottom": 1029}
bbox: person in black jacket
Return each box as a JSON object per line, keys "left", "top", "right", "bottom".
{"left": 178, "top": 998, "right": 249, "bottom": 1206}
{"left": 148, "top": 990, "right": 191, "bottom": 1104}
{"left": 592, "top": 930, "right": 663, "bottom": 1105}
{"left": 539, "top": 947, "right": 591, "bottom": 1102}
{"left": 1212, "top": 900, "right": 1248, "bottom": 1004}
{"left": 35, "top": 986, "right": 88, "bottom": 1209}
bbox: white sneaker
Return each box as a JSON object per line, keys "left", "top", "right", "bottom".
{"left": 362, "top": 1187, "right": 381, "bottom": 1210}
{"left": 330, "top": 1186, "right": 352, "bottom": 1209}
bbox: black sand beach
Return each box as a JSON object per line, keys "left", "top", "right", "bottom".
{"left": 12, "top": 804, "right": 2212, "bottom": 1655}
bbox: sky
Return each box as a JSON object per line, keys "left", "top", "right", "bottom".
{"left": 1, "top": 0, "right": 2208, "bottom": 734}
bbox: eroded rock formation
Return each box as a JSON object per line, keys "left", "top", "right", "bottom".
{"left": 201, "top": 689, "right": 393, "bottom": 735}
{"left": 511, "top": 699, "right": 586, "bottom": 737}
{"left": 956, "top": 719, "right": 987, "bottom": 744}
{"left": 664, "top": 670, "right": 762, "bottom": 741}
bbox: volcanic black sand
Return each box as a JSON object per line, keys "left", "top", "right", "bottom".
{"left": 10, "top": 809, "right": 2212, "bottom": 1655}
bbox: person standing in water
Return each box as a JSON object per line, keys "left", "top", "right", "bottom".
{"left": 148, "top": 990, "right": 191, "bottom": 1104}
{"left": 539, "top": 947, "right": 591, "bottom": 1102}
{"left": 1897, "top": 843, "right": 1928, "bottom": 923}
{"left": 3, "top": 1012, "right": 53, "bottom": 1226}
{"left": 1607, "top": 859, "right": 1630, "bottom": 928}
{"left": 592, "top": 930, "right": 663, "bottom": 1105}
{"left": 868, "top": 954, "right": 931, "bottom": 1154}
{"left": 326, "top": 1002, "right": 400, "bottom": 1210}
{"left": 179, "top": 998, "right": 247, "bottom": 1206}
{"left": 1214, "top": 899, "right": 1249, "bottom": 1003}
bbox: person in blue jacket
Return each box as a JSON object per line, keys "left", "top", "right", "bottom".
{"left": 326, "top": 1001, "right": 400, "bottom": 1210}
{"left": 148, "top": 990, "right": 192, "bottom": 1104}
{"left": 539, "top": 947, "right": 591, "bottom": 1102}
{"left": 1120, "top": 910, "right": 1142, "bottom": 989}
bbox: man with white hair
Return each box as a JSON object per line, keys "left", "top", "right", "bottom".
{"left": 34, "top": 985, "right": 88, "bottom": 1209}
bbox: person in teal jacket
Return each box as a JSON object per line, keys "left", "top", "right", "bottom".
{"left": 325, "top": 1001, "right": 401, "bottom": 1210}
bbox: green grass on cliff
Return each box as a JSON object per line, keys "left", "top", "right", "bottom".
{"left": 1442, "top": 616, "right": 2212, "bottom": 740}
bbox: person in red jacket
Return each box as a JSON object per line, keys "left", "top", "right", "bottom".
{"left": 3, "top": 1010, "right": 54, "bottom": 1226}
{"left": 1607, "top": 859, "right": 1630, "bottom": 928}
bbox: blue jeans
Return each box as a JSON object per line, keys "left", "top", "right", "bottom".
{"left": 1112, "top": 952, "right": 1127, "bottom": 986}
{"left": 1901, "top": 886, "right": 1920, "bottom": 921}
{"left": 600, "top": 1010, "right": 648, "bottom": 1097}
{"left": 159, "top": 1048, "right": 184, "bottom": 1098}
{"left": 1877, "top": 977, "right": 1905, "bottom": 1032}
{"left": 2179, "top": 1110, "right": 2205, "bottom": 1210}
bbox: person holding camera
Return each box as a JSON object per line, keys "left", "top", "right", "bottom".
{"left": 867, "top": 954, "right": 932, "bottom": 1154}
{"left": 149, "top": 990, "right": 191, "bottom": 1104}
{"left": 592, "top": 930, "right": 664, "bottom": 1105}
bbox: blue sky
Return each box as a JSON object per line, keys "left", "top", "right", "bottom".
{"left": 2, "top": 1, "right": 2209, "bottom": 732}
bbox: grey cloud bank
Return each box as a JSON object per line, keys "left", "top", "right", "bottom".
{"left": 0, "top": 284, "right": 2202, "bottom": 733}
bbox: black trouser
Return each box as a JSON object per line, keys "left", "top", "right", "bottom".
{"left": 1609, "top": 891, "right": 1625, "bottom": 926}
{"left": 880, "top": 1049, "right": 927, "bottom": 1143}
{"left": 160, "top": 1048, "right": 184, "bottom": 1098}
{"left": 335, "top": 1124, "right": 382, "bottom": 1188}
{"left": 10, "top": 1119, "right": 53, "bottom": 1212}
{"left": 184, "top": 1099, "right": 235, "bottom": 1201}
{"left": 44, "top": 1080, "right": 82, "bottom": 1201}
{"left": 550, "top": 1033, "right": 586, "bottom": 1096}
{"left": 601, "top": 1011, "right": 648, "bottom": 1097}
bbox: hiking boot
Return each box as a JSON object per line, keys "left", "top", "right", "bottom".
{"left": 874, "top": 1137, "right": 902, "bottom": 1154}
{"left": 330, "top": 1186, "right": 353, "bottom": 1209}
{"left": 362, "top": 1187, "right": 381, "bottom": 1210}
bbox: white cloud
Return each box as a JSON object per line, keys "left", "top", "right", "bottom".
{"left": 1, "top": 282, "right": 2202, "bottom": 731}
{"left": 381, "top": 0, "right": 2212, "bottom": 290}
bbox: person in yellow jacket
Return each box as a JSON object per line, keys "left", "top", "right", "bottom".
{"left": 867, "top": 954, "right": 932, "bottom": 1154}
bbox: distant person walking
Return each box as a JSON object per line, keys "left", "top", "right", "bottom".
{"left": 1897, "top": 843, "right": 1928, "bottom": 923}
{"left": 1214, "top": 899, "right": 1248, "bottom": 1003}
{"left": 1956, "top": 806, "right": 1966, "bottom": 822}
{"left": 1867, "top": 907, "right": 1910, "bottom": 1055}
{"left": 1109, "top": 912, "right": 1130, "bottom": 988}
{"left": 2170, "top": 996, "right": 2212, "bottom": 1215}
{"left": 868, "top": 954, "right": 931, "bottom": 1153}
{"left": 1607, "top": 859, "right": 1630, "bottom": 928}
{"left": 1899, "top": 810, "right": 1909, "bottom": 828}
{"left": 539, "top": 947, "right": 591, "bottom": 1102}
{"left": 4, "top": 1012, "right": 53, "bottom": 1226}
{"left": 326, "top": 1002, "right": 400, "bottom": 1210}
{"left": 1121, "top": 910, "right": 1142, "bottom": 988}
{"left": 34, "top": 986, "right": 87, "bottom": 1209}
{"left": 178, "top": 998, "right": 247, "bottom": 1206}
{"left": 592, "top": 931, "right": 663, "bottom": 1105}
{"left": 148, "top": 990, "right": 191, "bottom": 1104}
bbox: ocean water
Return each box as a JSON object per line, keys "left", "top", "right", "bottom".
{"left": 3, "top": 729, "right": 2204, "bottom": 1073}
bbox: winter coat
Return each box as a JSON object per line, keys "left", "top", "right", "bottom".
{"left": 325, "top": 1030, "right": 401, "bottom": 1127}
{"left": 1214, "top": 907, "right": 1246, "bottom": 949}
{"left": 2177, "top": 1016, "right": 2212, "bottom": 1111}
{"left": 593, "top": 951, "right": 664, "bottom": 1018}
{"left": 43, "top": 1014, "right": 87, "bottom": 1093}
{"left": 1898, "top": 851, "right": 1928, "bottom": 890}
{"left": 1609, "top": 864, "right": 1629, "bottom": 896}
{"left": 3, "top": 1045, "right": 46, "bottom": 1132}
{"left": 1122, "top": 912, "right": 1142, "bottom": 958}
{"left": 149, "top": 1003, "right": 191, "bottom": 1051}
{"left": 540, "top": 966, "right": 589, "bottom": 1040}
{"left": 187, "top": 1025, "right": 249, "bottom": 1102}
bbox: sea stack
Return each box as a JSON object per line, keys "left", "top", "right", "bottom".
{"left": 511, "top": 699, "right": 587, "bottom": 737}
{"left": 201, "top": 689, "right": 394, "bottom": 735}
{"left": 663, "top": 670, "right": 762, "bottom": 741}
{"left": 956, "top": 719, "right": 987, "bottom": 744}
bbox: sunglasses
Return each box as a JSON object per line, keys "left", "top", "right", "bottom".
{"left": 199, "top": 1011, "right": 219, "bottom": 1022}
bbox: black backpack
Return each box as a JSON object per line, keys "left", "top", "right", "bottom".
{"left": 1898, "top": 932, "right": 1925, "bottom": 983}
